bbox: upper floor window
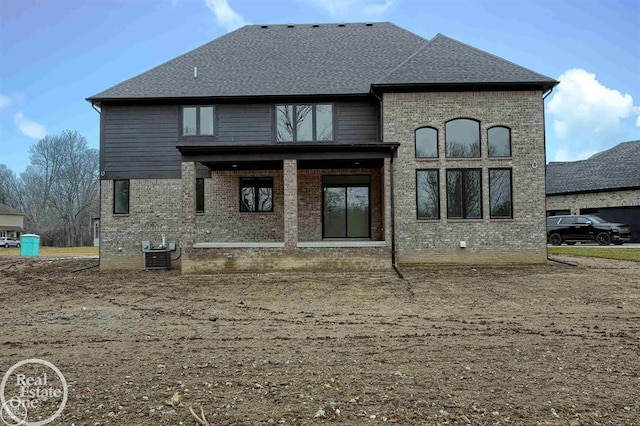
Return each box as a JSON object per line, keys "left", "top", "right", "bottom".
{"left": 276, "top": 104, "right": 333, "bottom": 142}
{"left": 445, "top": 118, "right": 480, "bottom": 158}
{"left": 488, "top": 126, "right": 511, "bottom": 157}
{"left": 415, "top": 127, "right": 438, "bottom": 158}
{"left": 183, "top": 106, "right": 215, "bottom": 136}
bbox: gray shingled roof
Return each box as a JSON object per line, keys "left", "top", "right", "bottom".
{"left": 546, "top": 141, "right": 640, "bottom": 195}
{"left": 0, "top": 203, "right": 24, "bottom": 215}
{"left": 377, "top": 34, "right": 557, "bottom": 87}
{"left": 88, "top": 22, "right": 556, "bottom": 101}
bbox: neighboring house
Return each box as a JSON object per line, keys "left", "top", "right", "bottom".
{"left": 87, "top": 22, "right": 557, "bottom": 272}
{"left": 0, "top": 203, "right": 24, "bottom": 240}
{"left": 546, "top": 140, "right": 640, "bottom": 242}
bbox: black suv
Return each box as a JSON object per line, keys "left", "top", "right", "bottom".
{"left": 547, "top": 215, "right": 631, "bottom": 246}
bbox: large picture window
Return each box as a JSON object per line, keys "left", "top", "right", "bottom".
{"left": 489, "top": 168, "right": 512, "bottom": 218}
{"left": 415, "top": 127, "right": 438, "bottom": 158}
{"left": 446, "top": 169, "right": 482, "bottom": 219}
{"left": 113, "top": 180, "right": 130, "bottom": 214}
{"left": 276, "top": 104, "right": 333, "bottom": 142}
{"left": 323, "top": 175, "right": 370, "bottom": 238}
{"left": 240, "top": 178, "right": 273, "bottom": 212}
{"left": 183, "top": 106, "right": 215, "bottom": 136}
{"left": 445, "top": 118, "right": 480, "bottom": 158}
{"left": 416, "top": 169, "right": 439, "bottom": 219}
{"left": 488, "top": 126, "right": 511, "bottom": 157}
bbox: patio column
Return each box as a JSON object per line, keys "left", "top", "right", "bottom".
{"left": 283, "top": 159, "right": 298, "bottom": 249}
{"left": 181, "top": 161, "right": 197, "bottom": 248}
{"left": 383, "top": 156, "right": 392, "bottom": 245}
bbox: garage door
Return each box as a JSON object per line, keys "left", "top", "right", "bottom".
{"left": 580, "top": 206, "right": 640, "bottom": 242}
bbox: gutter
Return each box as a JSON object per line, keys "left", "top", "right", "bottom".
{"left": 91, "top": 102, "right": 101, "bottom": 114}
{"left": 543, "top": 87, "right": 554, "bottom": 100}
{"left": 389, "top": 146, "right": 404, "bottom": 279}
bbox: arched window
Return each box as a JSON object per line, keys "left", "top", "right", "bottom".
{"left": 445, "top": 119, "right": 480, "bottom": 158}
{"left": 415, "top": 127, "right": 438, "bottom": 158}
{"left": 488, "top": 126, "right": 511, "bottom": 157}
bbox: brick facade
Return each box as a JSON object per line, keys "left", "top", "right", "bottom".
{"left": 100, "top": 165, "right": 387, "bottom": 271}
{"left": 100, "top": 178, "right": 183, "bottom": 270}
{"left": 100, "top": 90, "right": 549, "bottom": 271}
{"left": 383, "top": 91, "right": 547, "bottom": 265}
{"left": 195, "top": 170, "right": 285, "bottom": 242}
{"left": 182, "top": 246, "right": 391, "bottom": 274}
{"left": 547, "top": 189, "right": 640, "bottom": 215}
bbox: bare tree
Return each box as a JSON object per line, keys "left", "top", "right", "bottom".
{"left": 0, "top": 164, "right": 20, "bottom": 207}
{"left": 18, "top": 130, "right": 98, "bottom": 246}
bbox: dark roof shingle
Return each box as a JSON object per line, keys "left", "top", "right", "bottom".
{"left": 376, "top": 34, "right": 557, "bottom": 87}
{"left": 88, "top": 22, "right": 556, "bottom": 101}
{"left": 0, "top": 203, "right": 24, "bottom": 215}
{"left": 546, "top": 141, "right": 640, "bottom": 195}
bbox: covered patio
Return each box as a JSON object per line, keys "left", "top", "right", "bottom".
{"left": 178, "top": 143, "right": 397, "bottom": 273}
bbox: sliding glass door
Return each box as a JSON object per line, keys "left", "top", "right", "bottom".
{"left": 323, "top": 176, "right": 370, "bottom": 239}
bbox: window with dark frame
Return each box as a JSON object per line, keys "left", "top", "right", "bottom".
{"left": 240, "top": 178, "right": 273, "bottom": 212}
{"left": 196, "top": 178, "right": 205, "bottom": 213}
{"left": 488, "top": 126, "right": 511, "bottom": 157}
{"left": 322, "top": 175, "right": 370, "bottom": 239}
{"left": 415, "top": 127, "right": 438, "bottom": 158}
{"left": 113, "top": 180, "right": 130, "bottom": 215}
{"left": 183, "top": 106, "right": 215, "bottom": 136}
{"left": 416, "top": 169, "right": 439, "bottom": 219}
{"left": 489, "top": 168, "right": 512, "bottom": 219}
{"left": 446, "top": 169, "right": 482, "bottom": 219}
{"left": 276, "top": 104, "right": 333, "bottom": 142}
{"left": 445, "top": 118, "right": 481, "bottom": 158}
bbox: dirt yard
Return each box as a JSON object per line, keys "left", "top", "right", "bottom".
{"left": 0, "top": 256, "right": 638, "bottom": 425}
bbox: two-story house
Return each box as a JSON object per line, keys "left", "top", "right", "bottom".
{"left": 87, "top": 22, "right": 557, "bottom": 273}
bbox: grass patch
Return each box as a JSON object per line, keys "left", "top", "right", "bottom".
{"left": 548, "top": 246, "right": 640, "bottom": 262}
{"left": 0, "top": 246, "right": 98, "bottom": 257}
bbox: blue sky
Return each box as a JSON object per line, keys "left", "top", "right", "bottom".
{"left": 1, "top": 0, "right": 639, "bottom": 173}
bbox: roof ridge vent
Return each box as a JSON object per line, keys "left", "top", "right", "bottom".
{"left": 312, "top": 24, "right": 320, "bottom": 28}
{"left": 260, "top": 25, "right": 268, "bottom": 29}
{"left": 337, "top": 23, "right": 346, "bottom": 27}
{"left": 287, "top": 24, "right": 295, "bottom": 28}
{"left": 365, "top": 23, "right": 373, "bottom": 26}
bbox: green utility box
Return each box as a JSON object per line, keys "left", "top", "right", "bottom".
{"left": 20, "top": 234, "right": 41, "bottom": 257}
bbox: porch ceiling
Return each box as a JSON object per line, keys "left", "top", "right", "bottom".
{"left": 178, "top": 142, "right": 398, "bottom": 164}
{"left": 203, "top": 158, "right": 383, "bottom": 171}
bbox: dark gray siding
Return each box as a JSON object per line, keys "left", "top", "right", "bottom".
{"left": 335, "top": 101, "right": 379, "bottom": 142}
{"left": 102, "top": 105, "right": 182, "bottom": 179}
{"left": 101, "top": 100, "right": 380, "bottom": 179}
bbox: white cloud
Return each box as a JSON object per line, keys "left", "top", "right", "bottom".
{"left": 308, "top": 0, "right": 394, "bottom": 18}
{"left": 203, "top": 0, "right": 249, "bottom": 32}
{"left": 548, "top": 68, "right": 639, "bottom": 141}
{"left": 547, "top": 68, "right": 640, "bottom": 162}
{"left": 0, "top": 94, "right": 12, "bottom": 109}
{"left": 13, "top": 112, "right": 46, "bottom": 140}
